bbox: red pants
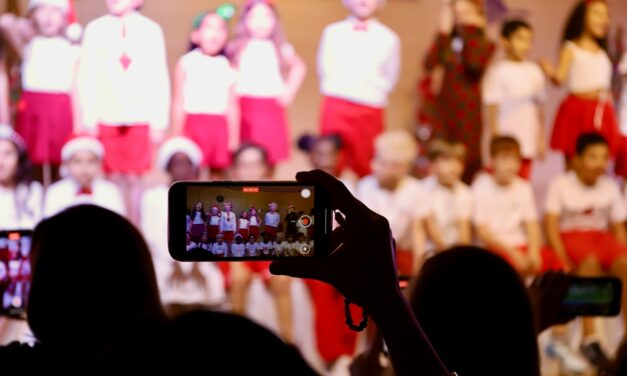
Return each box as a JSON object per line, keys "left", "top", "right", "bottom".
{"left": 306, "top": 280, "right": 358, "bottom": 363}
{"left": 239, "top": 97, "right": 289, "bottom": 164}
{"left": 491, "top": 245, "right": 565, "bottom": 273}
{"left": 320, "top": 96, "right": 384, "bottom": 178}
{"left": 98, "top": 124, "right": 151, "bottom": 174}
{"left": 264, "top": 226, "right": 278, "bottom": 240}
{"left": 561, "top": 231, "right": 627, "bottom": 270}
{"left": 183, "top": 113, "right": 230, "bottom": 169}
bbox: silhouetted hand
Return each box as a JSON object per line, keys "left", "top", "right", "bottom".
{"left": 270, "top": 170, "right": 400, "bottom": 311}
{"left": 528, "top": 271, "right": 576, "bottom": 332}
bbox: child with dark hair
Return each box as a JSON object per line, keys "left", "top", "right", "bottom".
{"left": 189, "top": 201, "right": 207, "bottom": 243}
{"left": 540, "top": 0, "right": 620, "bottom": 164}
{"left": 483, "top": 19, "right": 546, "bottom": 179}
{"left": 546, "top": 132, "right": 627, "bottom": 367}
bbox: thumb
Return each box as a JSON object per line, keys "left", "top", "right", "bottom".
{"left": 270, "top": 258, "right": 328, "bottom": 282}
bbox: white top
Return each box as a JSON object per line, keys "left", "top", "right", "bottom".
{"left": 275, "top": 240, "right": 290, "bottom": 255}
{"left": 180, "top": 49, "right": 237, "bottom": 115}
{"left": 245, "top": 242, "right": 258, "bottom": 256}
{"left": 422, "top": 176, "right": 472, "bottom": 248}
{"left": 212, "top": 242, "right": 227, "bottom": 255}
{"left": 219, "top": 212, "right": 236, "bottom": 232}
{"left": 140, "top": 185, "right": 225, "bottom": 306}
{"left": 22, "top": 36, "right": 79, "bottom": 93}
{"left": 208, "top": 215, "right": 220, "bottom": 226}
{"left": 356, "top": 176, "right": 428, "bottom": 250}
{"left": 546, "top": 172, "right": 626, "bottom": 231}
{"left": 264, "top": 212, "right": 280, "bottom": 227}
{"left": 43, "top": 178, "right": 125, "bottom": 218}
{"left": 191, "top": 212, "right": 204, "bottom": 224}
{"left": 259, "top": 241, "right": 272, "bottom": 255}
{"left": 565, "top": 41, "right": 612, "bottom": 93}
{"left": 231, "top": 243, "right": 246, "bottom": 257}
{"left": 77, "top": 12, "right": 170, "bottom": 130}
{"left": 235, "top": 39, "right": 286, "bottom": 98}
{"left": 472, "top": 174, "right": 538, "bottom": 247}
{"left": 318, "top": 17, "right": 401, "bottom": 108}
{"left": 0, "top": 182, "right": 43, "bottom": 231}
{"left": 483, "top": 60, "right": 546, "bottom": 158}
{"left": 249, "top": 215, "right": 260, "bottom": 226}
{"left": 238, "top": 218, "right": 249, "bottom": 230}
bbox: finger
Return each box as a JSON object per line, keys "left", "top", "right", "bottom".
{"left": 270, "top": 257, "right": 329, "bottom": 281}
{"left": 296, "top": 170, "right": 364, "bottom": 215}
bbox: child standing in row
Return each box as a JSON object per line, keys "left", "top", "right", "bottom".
{"left": 0, "top": 0, "right": 80, "bottom": 185}
{"left": 238, "top": 210, "right": 250, "bottom": 239}
{"left": 220, "top": 202, "right": 237, "bottom": 243}
{"left": 483, "top": 19, "right": 546, "bottom": 180}
{"left": 228, "top": 0, "right": 306, "bottom": 165}
{"left": 264, "top": 202, "right": 280, "bottom": 240}
{"left": 171, "top": 5, "right": 238, "bottom": 176}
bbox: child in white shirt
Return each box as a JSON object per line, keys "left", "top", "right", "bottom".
{"left": 245, "top": 235, "right": 258, "bottom": 257}
{"left": 231, "top": 234, "right": 246, "bottom": 258}
{"left": 211, "top": 234, "right": 227, "bottom": 257}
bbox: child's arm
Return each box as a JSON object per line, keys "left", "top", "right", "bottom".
{"left": 0, "top": 14, "right": 33, "bottom": 58}
{"left": 536, "top": 103, "right": 547, "bottom": 160}
{"left": 149, "top": 27, "right": 171, "bottom": 143}
{"left": 170, "top": 59, "right": 186, "bottom": 136}
{"left": 525, "top": 220, "right": 543, "bottom": 274}
{"left": 425, "top": 215, "right": 446, "bottom": 252}
{"left": 226, "top": 85, "right": 240, "bottom": 152}
{"left": 611, "top": 222, "right": 627, "bottom": 247}
{"left": 485, "top": 104, "right": 499, "bottom": 137}
{"left": 545, "top": 213, "right": 572, "bottom": 270}
{"left": 279, "top": 46, "right": 307, "bottom": 107}
{"left": 456, "top": 219, "right": 472, "bottom": 245}
{"left": 411, "top": 218, "right": 427, "bottom": 272}
{"left": 540, "top": 44, "right": 574, "bottom": 86}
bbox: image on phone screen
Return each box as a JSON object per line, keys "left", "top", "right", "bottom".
{"left": 560, "top": 277, "right": 621, "bottom": 317}
{"left": 0, "top": 230, "right": 32, "bottom": 319}
{"left": 169, "top": 182, "right": 331, "bottom": 261}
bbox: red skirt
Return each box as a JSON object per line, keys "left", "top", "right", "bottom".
{"left": 320, "top": 96, "right": 384, "bottom": 178}
{"left": 238, "top": 228, "right": 249, "bottom": 239}
{"left": 239, "top": 96, "right": 289, "bottom": 164}
{"left": 561, "top": 231, "right": 627, "bottom": 270}
{"left": 491, "top": 246, "right": 565, "bottom": 274}
{"left": 249, "top": 225, "right": 260, "bottom": 239}
{"left": 207, "top": 224, "right": 219, "bottom": 240}
{"left": 183, "top": 113, "right": 230, "bottom": 169}
{"left": 551, "top": 95, "right": 620, "bottom": 157}
{"left": 189, "top": 223, "right": 205, "bottom": 241}
{"left": 15, "top": 91, "right": 73, "bottom": 165}
{"left": 98, "top": 124, "right": 151, "bottom": 174}
{"left": 223, "top": 230, "right": 234, "bottom": 242}
{"left": 264, "top": 225, "right": 278, "bottom": 240}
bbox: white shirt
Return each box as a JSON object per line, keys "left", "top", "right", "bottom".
{"left": 422, "top": 176, "right": 472, "bottom": 248}
{"left": 235, "top": 39, "right": 286, "bottom": 98}
{"left": 565, "top": 41, "right": 612, "bottom": 93}
{"left": 546, "top": 172, "right": 626, "bottom": 232}
{"left": 259, "top": 241, "right": 272, "bottom": 255}
{"left": 249, "top": 215, "right": 260, "bottom": 226}
{"left": 356, "top": 176, "right": 428, "bottom": 250}
{"left": 219, "top": 212, "right": 236, "bottom": 232}
{"left": 212, "top": 242, "right": 227, "bottom": 255}
{"left": 180, "top": 49, "right": 237, "bottom": 115}
{"left": 140, "top": 185, "right": 225, "bottom": 306}
{"left": 472, "top": 174, "right": 538, "bottom": 247}
{"left": 208, "top": 214, "right": 220, "bottom": 226}
{"left": 239, "top": 218, "right": 249, "bottom": 230}
{"left": 231, "top": 243, "right": 246, "bottom": 257}
{"left": 0, "top": 182, "right": 43, "bottom": 231}
{"left": 43, "top": 178, "right": 125, "bottom": 218}
{"left": 483, "top": 60, "right": 546, "bottom": 158}
{"left": 191, "top": 212, "right": 205, "bottom": 225}
{"left": 264, "top": 212, "right": 280, "bottom": 227}
{"left": 22, "top": 36, "right": 79, "bottom": 93}
{"left": 318, "top": 17, "right": 401, "bottom": 108}
{"left": 77, "top": 12, "right": 170, "bottom": 130}
{"left": 245, "top": 242, "right": 258, "bottom": 256}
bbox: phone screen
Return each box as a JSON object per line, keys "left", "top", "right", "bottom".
{"left": 0, "top": 230, "right": 32, "bottom": 319}
{"left": 560, "top": 277, "right": 621, "bottom": 316}
{"left": 169, "top": 182, "right": 331, "bottom": 261}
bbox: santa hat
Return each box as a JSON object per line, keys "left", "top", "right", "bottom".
{"left": 28, "top": 0, "right": 69, "bottom": 13}
{"left": 156, "top": 137, "right": 203, "bottom": 172}
{"left": 29, "top": 0, "right": 82, "bottom": 42}
{"left": 0, "top": 124, "right": 27, "bottom": 153}
{"left": 61, "top": 135, "right": 105, "bottom": 161}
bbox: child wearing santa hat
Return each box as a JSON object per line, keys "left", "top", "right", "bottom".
{"left": 43, "top": 135, "right": 125, "bottom": 217}
{"left": 0, "top": 0, "right": 82, "bottom": 186}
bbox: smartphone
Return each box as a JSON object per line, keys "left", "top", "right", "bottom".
{"left": 169, "top": 181, "right": 332, "bottom": 261}
{"left": 560, "top": 277, "right": 622, "bottom": 317}
{"left": 0, "top": 230, "right": 32, "bottom": 319}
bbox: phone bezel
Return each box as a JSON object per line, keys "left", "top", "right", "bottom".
{"left": 0, "top": 229, "right": 33, "bottom": 320}
{"left": 559, "top": 276, "right": 622, "bottom": 317}
{"left": 168, "top": 181, "right": 332, "bottom": 262}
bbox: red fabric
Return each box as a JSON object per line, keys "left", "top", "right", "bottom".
{"left": 207, "top": 224, "right": 219, "bottom": 240}
{"left": 222, "top": 230, "right": 234, "bottom": 242}
{"left": 320, "top": 96, "right": 383, "bottom": 178}
{"left": 551, "top": 95, "right": 620, "bottom": 158}
{"left": 183, "top": 113, "right": 230, "bottom": 169}
{"left": 249, "top": 225, "right": 260, "bottom": 239}
{"left": 264, "top": 225, "right": 278, "bottom": 240}
{"left": 491, "top": 245, "right": 565, "bottom": 273}
{"left": 244, "top": 261, "right": 272, "bottom": 282}
{"left": 396, "top": 249, "right": 414, "bottom": 277}
{"left": 189, "top": 223, "right": 205, "bottom": 242}
{"left": 15, "top": 91, "right": 73, "bottom": 165}
{"left": 560, "top": 231, "right": 627, "bottom": 270}
{"left": 238, "top": 228, "right": 249, "bottom": 239}
{"left": 239, "top": 96, "right": 289, "bottom": 164}
{"left": 305, "top": 280, "right": 358, "bottom": 363}
{"left": 614, "top": 136, "right": 627, "bottom": 178}
{"left": 98, "top": 124, "right": 151, "bottom": 174}
{"left": 519, "top": 159, "right": 532, "bottom": 180}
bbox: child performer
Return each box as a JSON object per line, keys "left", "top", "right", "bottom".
{"left": 540, "top": 0, "right": 620, "bottom": 165}
{"left": 231, "top": 234, "right": 246, "bottom": 258}
{"left": 545, "top": 133, "right": 627, "bottom": 367}
{"left": 273, "top": 232, "right": 288, "bottom": 257}
{"left": 248, "top": 206, "right": 261, "bottom": 238}
{"left": 207, "top": 205, "right": 221, "bottom": 242}
{"left": 473, "top": 137, "right": 562, "bottom": 276}
{"left": 227, "top": 0, "right": 306, "bottom": 165}
{"left": 263, "top": 202, "right": 280, "bottom": 241}
{"left": 284, "top": 204, "right": 298, "bottom": 239}
{"left": 189, "top": 202, "right": 207, "bottom": 244}
{"left": 245, "top": 235, "right": 258, "bottom": 257}
{"left": 422, "top": 140, "right": 472, "bottom": 253}
{"left": 238, "top": 210, "right": 250, "bottom": 239}
{"left": 77, "top": 0, "right": 170, "bottom": 221}
{"left": 44, "top": 135, "right": 125, "bottom": 217}
{"left": 0, "top": 0, "right": 81, "bottom": 185}
{"left": 220, "top": 202, "right": 237, "bottom": 244}
{"left": 141, "top": 136, "right": 225, "bottom": 314}
{"left": 171, "top": 5, "right": 239, "bottom": 176}
{"left": 318, "top": 0, "right": 400, "bottom": 177}
{"left": 483, "top": 19, "right": 547, "bottom": 180}
{"left": 424, "top": 0, "right": 495, "bottom": 183}
{"left": 356, "top": 130, "right": 428, "bottom": 276}
{"left": 212, "top": 233, "right": 228, "bottom": 257}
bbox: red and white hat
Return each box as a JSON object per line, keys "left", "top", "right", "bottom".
{"left": 61, "top": 135, "right": 105, "bottom": 161}
{"left": 0, "top": 124, "right": 27, "bottom": 153}
{"left": 28, "top": 0, "right": 70, "bottom": 13}
{"left": 157, "top": 137, "right": 203, "bottom": 172}
{"left": 29, "top": 0, "right": 82, "bottom": 42}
